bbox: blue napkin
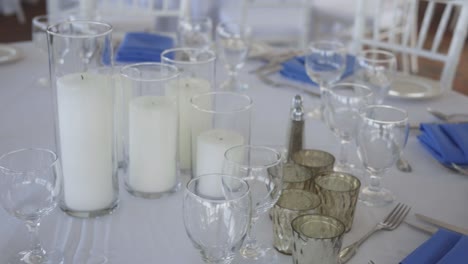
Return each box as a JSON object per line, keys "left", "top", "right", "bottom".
{"left": 279, "top": 55, "right": 355, "bottom": 86}
{"left": 418, "top": 123, "right": 468, "bottom": 165}
{"left": 115, "top": 32, "right": 174, "bottom": 63}
{"left": 400, "top": 229, "right": 468, "bottom": 264}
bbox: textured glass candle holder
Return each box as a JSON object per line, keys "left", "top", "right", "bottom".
{"left": 283, "top": 162, "right": 313, "bottom": 190}
{"left": 272, "top": 190, "right": 320, "bottom": 255}
{"left": 292, "top": 149, "right": 335, "bottom": 192}
{"left": 292, "top": 214, "right": 345, "bottom": 264}
{"left": 315, "top": 172, "right": 361, "bottom": 232}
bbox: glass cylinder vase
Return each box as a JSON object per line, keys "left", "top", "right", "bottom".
{"left": 120, "top": 63, "right": 181, "bottom": 199}
{"left": 190, "top": 91, "right": 252, "bottom": 178}
{"left": 47, "top": 20, "right": 118, "bottom": 217}
{"left": 161, "top": 48, "right": 216, "bottom": 173}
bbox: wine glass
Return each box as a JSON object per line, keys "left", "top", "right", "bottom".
{"left": 305, "top": 40, "right": 347, "bottom": 118}
{"left": 177, "top": 16, "right": 213, "bottom": 51}
{"left": 32, "top": 15, "right": 52, "bottom": 87}
{"left": 356, "top": 105, "right": 409, "bottom": 207}
{"left": 216, "top": 22, "right": 252, "bottom": 91}
{"left": 223, "top": 145, "right": 283, "bottom": 264}
{"left": 323, "top": 82, "right": 374, "bottom": 174}
{"left": 183, "top": 174, "right": 252, "bottom": 264}
{"left": 355, "top": 49, "right": 397, "bottom": 104}
{"left": 0, "top": 148, "right": 63, "bottom": 264}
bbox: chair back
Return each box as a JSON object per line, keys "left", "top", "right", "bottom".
{"left": 352, "top": 0, "right": 468, "bottom": 91}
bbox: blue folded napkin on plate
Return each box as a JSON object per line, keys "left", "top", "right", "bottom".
{"left": 400, "top": 229, "right": 467, "bottom": 264}
{"left": 279, "top": 55, "right": 355, "bottom": 86}
{"left": 115, "top": 32, "right": 174, "bottom": 63}
{"left": 418, "top": 123, "right": 468, "bottom": 165}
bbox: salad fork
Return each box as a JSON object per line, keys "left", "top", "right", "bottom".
{"left": 339, "top": 203, "right": 411, "bottom": 263}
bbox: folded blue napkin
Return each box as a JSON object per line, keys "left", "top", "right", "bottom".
{"left": 418, "top": 123, "right": 468, "bottom": 165}
{"left": 279, "top": 55, "right": 355, "bottom": 86}
{"left": 115, "top": 32, "right": 174, "bottom": 63}
{"left": 400, "top": 229, "right": 468, "bottom": 264}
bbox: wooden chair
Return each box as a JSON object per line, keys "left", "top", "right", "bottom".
{"left": 351, "top": 0, "right": 468, "bottom": 98}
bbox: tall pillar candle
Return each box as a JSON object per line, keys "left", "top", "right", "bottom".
{"left": 128, "top": 96, "right": 178, "bottom": 193}
{"left": 57, "top": 72, "right": 115, "bottom": 212}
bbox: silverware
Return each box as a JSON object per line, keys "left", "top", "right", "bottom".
{"left": 427, "top": 108, "right": 468, "bottom": 122}
{"left": 415, "top": 213, "right": 468, "bottom": 235}
{"left": 404, "top": 220, "right": 437, "bottom": 234}
{"left": 339, "top": 203, "right": 411, "bottom": 263}
{"left": 369, "top": 261, "right": 375, "bottom": 264}
{"left": 396, "top": 157, "right": 412, "bottom": 173}
{"left": 450, "top": 163, "right": 468, "bottom": 176}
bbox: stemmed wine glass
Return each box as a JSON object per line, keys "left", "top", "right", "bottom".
{"left": 356, "top": 105, "right": 409, "bottom": 207}
{"left": 0, "top": 148, "right": 63, "bottom": 264}
{"left": 177, "top": 16, "right": 213, "bottom": 51}
{"left": 183, "top": 174, "right": 252, "bottom": 264}
{"left": 323, "top": 83, "right": 374, "bottom": 174}
{"left": 355, "top": 49, "right": 397, "bottom": 104}
{"left": 223, "top": 145, "right": 283, "bottom": 264}
{"left": 305, "top": 40, "right": 347, "bottom": 118}
{"left": 216, "top": 22, "right": 252, "bottom": 91}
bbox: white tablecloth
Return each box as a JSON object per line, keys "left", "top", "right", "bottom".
{"left": 1, "top": 42, "right": 468, "bottom": 264}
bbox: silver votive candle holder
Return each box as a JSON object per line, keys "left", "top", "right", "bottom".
{"left": 283, "top": 162, "right": 313, "bottom": 190}
{"left": 292, "top": 149, "right": 335, "bottom": 192}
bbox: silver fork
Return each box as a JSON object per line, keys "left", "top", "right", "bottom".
{"left": 339, "top": 203, "right": 411, "bottom": 263}
{"left": 451, "top": 163, "right": 468, "bottom": 176}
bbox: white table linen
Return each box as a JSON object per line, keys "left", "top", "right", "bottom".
{"left": 0, "top": 42, "right": 468, "bottom": 264}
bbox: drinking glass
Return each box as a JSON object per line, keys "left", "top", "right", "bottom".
{"left": 305, "top": 41, "right": 347, "bottom": 118}
{"left": 355, "top": 49, "right": 397, "bottom": 104}
{"left": 0, "top": 148, "right": 63, "bottom": 264}
{"left": 356, "top": 105, "right": 409, "bottom": 207}
{"left": 183, "top": 174, "right": 252, "bottom": 264}
{"left": 177, "top": 16, "right": 213, "bottom": 50}
{"left": 216, "top": 22, "right": 252, "bottom": 91}
{"left": 223, "top": 145, "right": 283, "bottom": 264}
{"left": 323, "top": 83, "right": 374, "bottom": 173}
{"left": 32, "top": 15, "right": 53, "bottom": 87}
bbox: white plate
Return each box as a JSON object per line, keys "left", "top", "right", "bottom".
{"left": 0, "top": 44, "right": 21, "bottom": 64}
{"left": 389, "top": 73, "right": 443, "bottom": 99}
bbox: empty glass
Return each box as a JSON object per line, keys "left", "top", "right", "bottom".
{"left": 0, "top": 148, "right": 63, "bottom": 264}
{"left": 223, "top": 145, "right": 283, "bottom": 264}
{"left": 216, "top": 22, "right": 252, "bottom": 91}
{"left": 177, "top": 16, "right": 213, "bottom": 50}
{"left": 32, "top": 15, "right": 53, "bottom": 87}
{"left": 356, "top": 105, "right": 409, "bottom": 207}
{"left": 183, "top": 174, "right": 251, "bottom": 264}
{"left": 305, "top": 41, "right": 347, "bottom": 118}
{"left": 355, "top": 49, "right": 397, "bottom": 104}
{"left": 323, "top": 83, "right": 373, "bottom": 173}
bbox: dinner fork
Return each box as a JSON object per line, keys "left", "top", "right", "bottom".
{"left": 339, "top": 203, "right": 411, "bottom": 263}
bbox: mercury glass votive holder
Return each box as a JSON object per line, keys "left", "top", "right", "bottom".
{"left": 292, "top": 214, "right": 345, "bottom": 264}
{"left": 283, "top": 162, "right": 313, "bottom": 190}
{"left": 314, "top": 172, "right": 361, "bottom": 232}
{"left": 272, "top": 189, "right": 320, "bottom": 255}
{"left": 292, "top": 149, "right": 335, "bottom": 192}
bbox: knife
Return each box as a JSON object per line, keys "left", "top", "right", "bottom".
{"left": 405, "top": 220, "right": 437, "bottom": 234}
{"left": 415, "top": 213, "right": 468, "bottom": 235}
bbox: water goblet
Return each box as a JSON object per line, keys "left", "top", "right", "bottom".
{"left": 223, "top": 145, "right": 283, "bottom": 264}
{"left": 355, "top": 49, "right": 397, "bottom": 104}
{"left": 183, "top": 174, "right": 252, "bottom": 264}
{"left": 177, "top": 16, "right": 213, "bottom": 50}
{"left": 0, "top": 148, "right": 63, "bottom": 264}
{"left": 323, "top": 83, "right": 374, "bottom": 174}
{"left": 305, "top": 40, "right": 347, "bottom": 118}
{"left": 216, "top": 22, "right": 252, "bottom": 91}
{"left": 356, "top": 105, "right": 409, "bottom": 207}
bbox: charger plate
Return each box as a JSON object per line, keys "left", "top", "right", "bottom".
{"left": 0, "top": 45, "right": 21, "bottom": 64}
{"left": 389, "top": 73, "right": 443, "bottom": 99}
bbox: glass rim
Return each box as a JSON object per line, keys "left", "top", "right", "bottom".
{"left": 315, "top": 172, "right": 361, "bottom": 193}
{"left": 291, "top": 214, "right": 345, "bottom": 239}
{"left": 292, "top": 149, "right": 335, "bottom": 168}
{"left": 216, "top": 21, "right": 252, "bottom": 35}
{"left": 283, "top": 162, "right": 312, "bottom": 183}
{"left": 120, "top": 62, "right": 180, "bottom": 82}
{"left": 47, "top": 20, "right": 112, "bottom": 39}
{"left": 224, "top": 145, "right": 283, "bottom": 169}
{"left": 185, "top": 173, "right": 250, "bottom": 203}
{"left": 360, "top": 104, "right": 409, "bottom": 124}
{"left": 180, "top": 15, "right": 212, "bottom": 24}
{"left": 308, "top": 40, "right": 346, "bottom": 51}
{"left": 358, "top": 49, "right": 396, "bottom": 63}
{"left": 190, "top": 91, "right": 253, "bottom": 114}
{"left": 327, "top": 82, "right": 374, "bottom": 99}
{"left": 161, "top": 47, "right": 216, "bottom": 65}
{"left": 0, "top": 148, "right": 58, "bottom": 175}
{"left": 275, "top": 189, "right": 320, "bottom": 211}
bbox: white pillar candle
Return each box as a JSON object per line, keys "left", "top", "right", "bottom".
{"left": 196, "top": 129, "right": 244, "bottom": 197}
{"left": 166, "top": 77, "right": 211, "bottom": 170}
{"left": 57, "top": 73, "right": 115, "bottom": 212}
{"left": 128, "top": 96, "right": 178, "bottom": 193}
